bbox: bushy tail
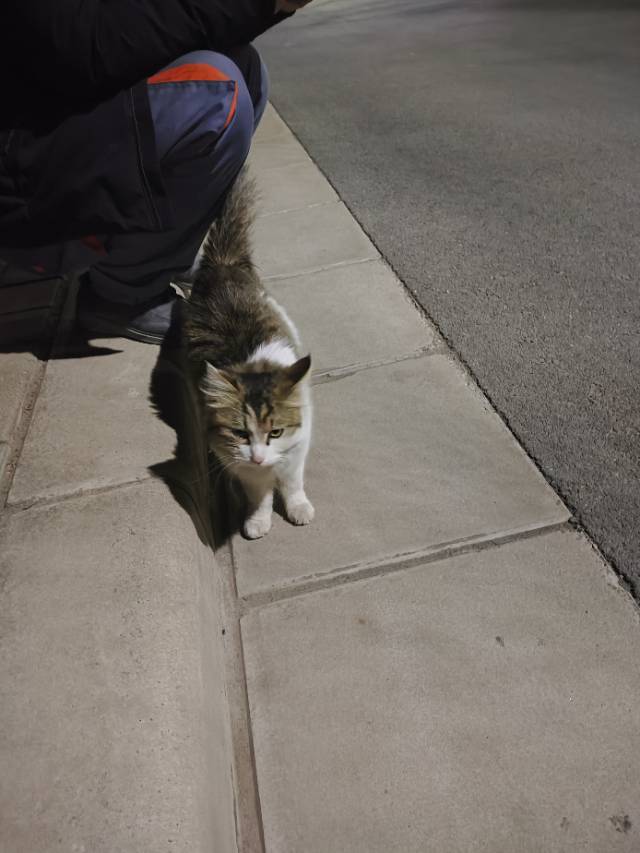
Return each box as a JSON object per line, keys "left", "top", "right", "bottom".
{"left": 200, "top": 170, "right": 256, "bottom": 271}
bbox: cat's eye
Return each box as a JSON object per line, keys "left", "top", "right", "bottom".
{"left": 231, "top": 428, "right": 249, "bottom": 441}
{"left": 269, "top": 428, "right": 284, "bottom": 439}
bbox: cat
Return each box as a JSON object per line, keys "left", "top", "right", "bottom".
{"left": 184, "top": 173, "right": 314, "bottom": 540}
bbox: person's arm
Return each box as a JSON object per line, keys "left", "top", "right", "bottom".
{"left": 5, "top": 0, "right": 290, "bottom": 100}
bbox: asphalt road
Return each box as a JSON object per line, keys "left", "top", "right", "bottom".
{"left": 258, "top": 0, "right": 640, "bottom": 593}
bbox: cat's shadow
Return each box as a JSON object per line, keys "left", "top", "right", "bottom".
{"left": 147, "top": 306, "right": 289, "bottom": 550}
{"left": 148, "top": 307, "right": 233, "bottom": 549}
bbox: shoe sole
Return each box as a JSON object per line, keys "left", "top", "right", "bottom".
{"left": 77, "top": 313, "right": 164, "bottom": 345}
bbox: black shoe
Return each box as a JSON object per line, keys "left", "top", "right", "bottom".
{"left": 76, "top": 284, "right": 181, "bottom": 345}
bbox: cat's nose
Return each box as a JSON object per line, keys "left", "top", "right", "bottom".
{"left": 251, "top": 449, "right": 266, "bottom": 465}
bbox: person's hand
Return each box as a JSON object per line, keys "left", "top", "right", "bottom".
{"left": 275, "top": 0, "right": 313, "bottom": 13}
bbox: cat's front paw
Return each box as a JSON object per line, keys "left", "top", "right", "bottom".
{"left": 286, "top": 497, "right": 315, "bottom": 526}
{"left": 244, "top": 513, "right": 273, "bottom": 539}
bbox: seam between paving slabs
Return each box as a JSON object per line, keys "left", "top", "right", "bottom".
{"left": 312, "top": 346, "right": 446, "bottom": 385}
{"left": 234, "top": 521, "right": 573, "bottom": 614}
{"left": 261, "top": 254, "right": 379, "bottom": 283}
{"left": 3, "top": 476, "right": 178, "bottom": 522}
{"left": 216, "top": 544, "right": 268, "bottom": 853}
{"left": 0, "top": 359, "right": 48, "bottom": 507}
{"left": 5, "top": 472, "right": 157, "bottom": 514}
{"left": 0, "top": 280, "right": 68, "bottom": 508}
{"left": 256, "top": 199, "right": 337, "bottom": 221}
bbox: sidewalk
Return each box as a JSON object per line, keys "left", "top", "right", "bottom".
{"left": 1, "top": 107, "right": 640, "bottom": 852}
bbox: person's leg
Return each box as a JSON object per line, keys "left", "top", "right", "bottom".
{"left": 77, "top": 48, "right": 268, "bottom": 342}
{"left": 2, "top": 47, "right": 269, "bottom": 343}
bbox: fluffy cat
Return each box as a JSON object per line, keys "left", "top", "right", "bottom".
{"left": 184, "top": 174, "right": 314, "bottom": 539}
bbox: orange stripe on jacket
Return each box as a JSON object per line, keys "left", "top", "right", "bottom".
{"left": 148, "top": 62, "right": 230, "bottom": 85}
{"left": 222, "top": 83, "right": 239, "bottom": 131}
{"left": 148, "top": 62, "right": 239, "bottom": 131}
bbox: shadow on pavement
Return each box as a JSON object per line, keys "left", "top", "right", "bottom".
{"left": 0, "top": 275, "right": 122, "bottom": 359}
{"left": 148, "top": 307, "right": 245, "bottom": 552}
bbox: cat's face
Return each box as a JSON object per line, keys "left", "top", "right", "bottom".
{"left": 202, "top": 355, "right": 311, "bottom": 471}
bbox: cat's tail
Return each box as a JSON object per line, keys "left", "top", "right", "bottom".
{"left": 199, "top": 170, "right": 256, "bottom": 272}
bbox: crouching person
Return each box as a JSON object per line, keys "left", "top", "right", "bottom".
{"left": 0, "top": 0, "right": 312, "bottom": 343}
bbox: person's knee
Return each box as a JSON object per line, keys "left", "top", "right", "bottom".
{"left": 188, "top": 46, "right": 268, "bottom": 137}
{"left": 223, "top": 45, "right": 270, "bottom": 122}
{"left": 148, "top": 50, "right": 255, "bottom": 171}
{"left": 182, "top": 50, "right": 255, "bottom": 162}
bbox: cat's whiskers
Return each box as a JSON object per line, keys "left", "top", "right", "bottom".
{"left": 210, "top": 458, "right": 240, "bottom": 489}
{"left": 179, "top": 456, "right": 239, "bottom": 489}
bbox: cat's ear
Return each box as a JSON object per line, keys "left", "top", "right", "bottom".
{"left": 201, "top": 362, "right": 239, "bottom": 399}
{"left": 283, "top": 354, "right": 312, "bottom": 387}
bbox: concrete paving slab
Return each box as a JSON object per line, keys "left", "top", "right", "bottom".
{"left": 253, "top": 160, "right": 338, "bottom": 217}
{"left": 253, "top": 201, "right": 379, "bottom": 280}
{"left": 0, "top": 479, "right": 235, "bottom": 853}
{"left": 9, "top": 339, "right": 175, "bottom": 505}
{"left": 0, "top": 351, "right": 39, "bottom": 443}
{"left": 253, "top": 104, "right": 293, "bottom": 145}
{"left": 269, "top": 259, "right": 437, "bottom": 372}
{"left": 234, "top": 354, "right": 568, "bottom": 597}
{"left": 248, "top": 136, "right": 311, "bottom": 173}
{"left": 242, "top": 530, "right": 640, "bottom": 853}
